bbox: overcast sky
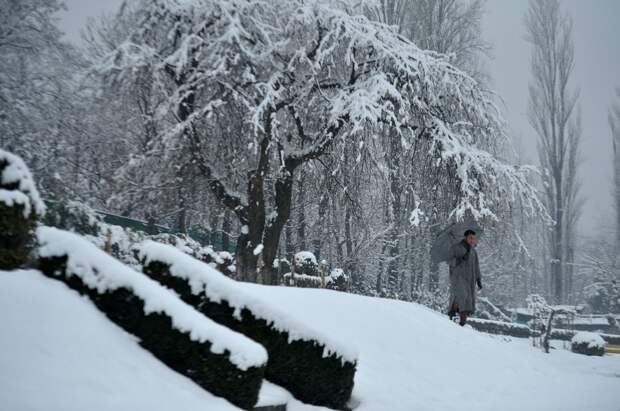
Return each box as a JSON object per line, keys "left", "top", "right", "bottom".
{"left": 58, "top": 0, "right": 619, "bottom": 236}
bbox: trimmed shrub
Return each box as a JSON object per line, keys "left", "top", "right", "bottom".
{"left": 42, "top": 200, "right": 101, "bottom": 236}
{"left": 601, "top": 333, "right": 620, "bottom": 345}
{"left": 273, "top": 258, "right": 291, "bottom": 274}
{"left": 547, "top": 328, "right": 574, "bottom": 341}
{"left": 544, "top": 328, "right": 620, "bottom": 345}
{"left": 294, "top": 251, "right": 319, "bottom": 276}
{"left": 0, "top": 150, "right": 45, "bottom": 269}
{"left": 326, "top": 268, "right": 350, "bottom": 292}
{"left": 468, "top": 318, "right": 532, "bottom": 338}
{"left": 37, "top": 227, "right": 267, "bottom": 410}
{"left": 571, "top": 332, "right": 606, "bottom": 356}
{"left": 139, "top": 242, "right": 357, "bottom": 410}
{"left": 282, "top": 272, "right": 323, "bottom": 288}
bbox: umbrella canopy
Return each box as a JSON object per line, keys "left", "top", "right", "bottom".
{"left": 430, "top": 219, "right": 483, "bottom": 265}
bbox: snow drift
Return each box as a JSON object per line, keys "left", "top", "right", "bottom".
{"left": 36, "top": 226, "right": 268, "bottom": 409}
{"left": 2, "top": 262, "right": 620, "bottom": 410}
{"left": 139, "top": 241, "right": 357, "bottom": 409}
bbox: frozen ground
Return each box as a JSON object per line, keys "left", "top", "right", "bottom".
{"left": 238, "top": 282, "right": 620, "bottom": 411}
{"left": 2, "top": 270, "right": 620, "bottom": 411}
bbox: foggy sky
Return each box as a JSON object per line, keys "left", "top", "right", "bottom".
{"left": 484, "top": 0, "right": 620, "bottom": 237}
{"left": 58, "top": 0, "right": 619, "bottom": 237}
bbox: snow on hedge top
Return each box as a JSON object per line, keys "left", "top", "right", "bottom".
{"left": 571, "top": 332, "right": 606, "bottom": 348}
{"left": 294, "top": 251, "right": 317, "bottom": 267}
{"left": 139, "top": 241, "right": 358, "bottom": 364}
{"left": 36, "top": 226, "right": 268, "bottom": 371}
{"left": 0, "top": 149, "right": 45, "bottom": 217}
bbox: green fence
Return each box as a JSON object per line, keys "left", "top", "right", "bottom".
{"left": 99, "top": 211, "right": 235, "bottom": 252}
{"left": 44, "top": 200, "right": 235, "bottom": 252}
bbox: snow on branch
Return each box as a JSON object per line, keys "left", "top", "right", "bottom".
{"left": 93, "top": 0, "right": 545, "bottom": 220}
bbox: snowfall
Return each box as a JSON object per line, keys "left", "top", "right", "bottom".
{"left": 2, "top": 270, "right": 620, "bottom": 411}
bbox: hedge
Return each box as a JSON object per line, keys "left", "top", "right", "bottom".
{"left": 37, "top": 227, "right": 267, "bottom": 410}
{"left": 0, "top": 202, "right": 36, "bottom": 269}
{"left": 139, "top": 241, "right": 357, "bottom": 410}
{"left": 282, "top": 272, "right": 323, "bottom": 288}
{"left": 0, "top": 150, "right": 45, "bottom": 269}
{"left": 467, "top": 318, "right": 620, "bottom": 346}
{"left": 467, "top": 318, "right": 532, "bottom": 338}
{"left": 549, "top": 328, "right": 620, "bottom": 345}
{"left": 571, "top": 332, "right": 606, "bottom": 356}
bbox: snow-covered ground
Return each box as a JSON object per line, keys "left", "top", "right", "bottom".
{"left": 238, "top": 283, "right": 620, "bottom": 411}
{"left": 0, "top": 270, "right": 320, "bottom": 411}
{"left": 2, "top": 270, "right": 620, "bottom": 411}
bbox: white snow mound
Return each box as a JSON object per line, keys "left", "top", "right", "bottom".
{"left": 571, "top": 331, "right": 606, "bottom": 348}
{"left": 36, "top": 226, "right": 268, "bottom": 371}
{"left": 237, "top": 283, "right": 620, "bottom": 411}
{"left": 0, "top": 149, "right": 45, "bottom": 217}
{"left": 139, "top": 241, "right": 358, "bottom": 364}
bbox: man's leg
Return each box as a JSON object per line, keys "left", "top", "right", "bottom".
{"left": 459, "top": 311, "right": 470, "bottom": 326}
{"left": 448, "top": 302, "right": 459, "bottom": 320}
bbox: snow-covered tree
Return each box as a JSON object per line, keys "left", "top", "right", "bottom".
{"left": 94, "top": 0, "right": 543, "bottom": 283}
{"left": 609, "top": 87, "right": 620, "bottom": 250}
{"left": 525, "top": 0, "right": 582, "bottom": 304}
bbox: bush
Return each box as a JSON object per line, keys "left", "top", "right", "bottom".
{"left": 282, "top": 272, "right": 323, "bottom": 288}
{"left": 37, "top": 227, "right": 267, "bottom": 410}
{"left": 139, "top": 242, "right": 357, "bottom": 410}
{"left": 0, "top": 150, "right": 45, "bottom": 269}
{"left": 467, "top": 318, "right": 532, "bottom": 338}
{"left": 571, "top": 332, "right": 606, "bottom": 356}
{"left": 294, "top": 251, "right": 319, "bottom": 276}
{"left": 42, "top": 200, "right": 101, "bottom": 236}
{"left": 326, "top": 268, "right": 349, "bottom": 292}
{"left": 601, "top": 333, "right": 620, "bottom": 345}
{"left": 546, "top": 328, "right": 620, "bottom": 345}
{"left": 273, "top": 258, "right": 291, "bottom": 274}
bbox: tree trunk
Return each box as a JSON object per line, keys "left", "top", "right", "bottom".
{"left": 296, "top": 169, "right": 306, "bottom": 250}
{"left": 314, "top": 191, "right": 328, "bottom": 260}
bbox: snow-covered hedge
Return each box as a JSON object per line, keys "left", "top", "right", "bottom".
{"left": 282, "top": 268, "right": 350, "bottom": 291}
{"left": 0, "top": 149, "right": 45, "bottom": 269}
{"left": 571, "top": 332, "right": 606, "bottom": 356}
{"left": 601, "top": 333, "right": 620, "bottom": 345}
{"left": 467, "top": 318, "right": 532, "bottom": 338}
{"left": 139, "top": 242, "right": 357, "bottom": 410}
{"left": 36, "top": 227, "right": 267, "bottom": 410}
{"left": 326, "top": 268, "right": 350, "bottom": 292}
{"left": 535, "top": 328, "right": 620, "bottom": 345}
{"left": 293, "top": 251, "right": 319, "bottom": 276}
{"left": 282, "top": 272, "right": 323, "bottom": 288}
{"left": 43, "top": 200, "right": 101, "bottom": 236}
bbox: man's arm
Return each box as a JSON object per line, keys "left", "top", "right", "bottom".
{"left": 475, "top": 251, "right": 482, "bottom": 290}
{"left": 448, "top": 243, "right": 469, "bottom": 268}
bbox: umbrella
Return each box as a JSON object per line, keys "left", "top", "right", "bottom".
{"left": 430, "top": 219, "right": 483, "bottom": 265}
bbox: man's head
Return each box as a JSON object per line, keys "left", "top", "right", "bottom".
{"left": 464, "top": 229, "right": 477, "bottom": 247}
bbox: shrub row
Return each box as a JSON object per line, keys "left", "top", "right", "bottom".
{"left": 548, "top": 328, "right": 620, "bottom": 345}
{"left": 468, "top": 318, "right": 620, "bottom": 347}
{"left": 282, "top": 272, "right": 323, "bottom": 288}
{"left": 571, "top": 332, "right": 606, "bottom": 356}
{"left": 139, "top": 241, "right": 357, "bottom": 410}
{"left": 467, "top": 318, "right": 532, "bottom": 338}
{"left": 37, "top": 227, "right": 267, "bottom": 410}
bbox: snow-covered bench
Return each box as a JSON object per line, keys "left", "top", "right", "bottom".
{"left": 139, "top": 241, "right": 358, "bottom": 410}
{"left": 37, "top": 227, "right": 268, "bottom": 410}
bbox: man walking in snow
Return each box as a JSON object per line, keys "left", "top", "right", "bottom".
{"left": 447, "top": 230, "right": 482, "bottom": 326}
